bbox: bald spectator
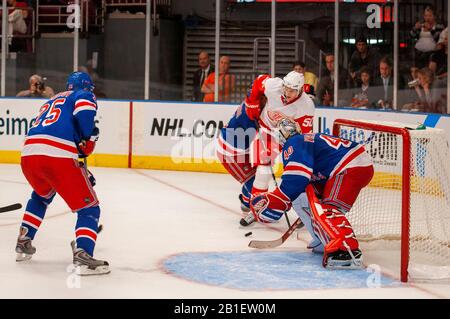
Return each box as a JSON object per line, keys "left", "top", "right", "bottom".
{"left": 17, "top": 74, "right": 55, "bottom": 98}
{"left": 202, "top": 55, "right": 235, "bottom": 103}
{"left": 192, "top": 51, "right": 214, "bottom": 102}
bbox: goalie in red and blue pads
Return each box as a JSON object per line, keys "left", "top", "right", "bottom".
{"left": 15, "top": 71, "right": 109, "bottom": 275}
{"left": 250, "top": 119, "right": 374, "bottom": 269}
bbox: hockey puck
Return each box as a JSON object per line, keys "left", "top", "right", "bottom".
{"left": 245, "top": 232, "right": 252, "bottom": 237}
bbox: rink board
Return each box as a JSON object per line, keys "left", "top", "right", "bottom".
{"left": 1, "top": 98, "right": 450, "bottom": 175}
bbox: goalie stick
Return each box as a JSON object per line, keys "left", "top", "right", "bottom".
{"left": 0, "top": 203, "right": 23, "bottom": 213}
{"left": 248, "top": 217, "right": 303, "bottom": 249}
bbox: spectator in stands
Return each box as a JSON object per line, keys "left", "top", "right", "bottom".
{"left": 316, "top": 53, "right": 350, "bottom": 106}
{"left": 402, "top": 67, "right": 446, "bottom": 114}
{"left": 7, "top": 0, "right": 29, "bottom": 52}
{"left": 372, "top": 56, "right": 393, "bottom": 109}
{"left": 293, "top": 61, "right": 318, "bottom": 96}
{"left": 410, "top": 5, "right": 445, "bottom": 69}
{"left": 192, "top": 51, "right": 214, "bottom": 102}
{"left": 429, "top": 27, "right": 448, "bottom": 80}
{"left": 348, "top": 36, "right": 380, "bottom": 86}
{"left": 202, "top": 55, "right": 235, "bottom": 103}
{"left": 79, "top": 60, "right": 106, "bottom": 98}
{"left": 17, "top": 74, "right": 55, "bottom": 99}
{"left": 350, "top": 67, "right": 376, "bottom": 109}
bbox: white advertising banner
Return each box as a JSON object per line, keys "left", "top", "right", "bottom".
{"left": 2, "top": 98, "right": 450, "bottom": 171}
{"left": 0, "top": 98, "right": 130, "bottom": 155}
{"left": 0, "top": 98, "right": 42, "bottom": 150}
{"left": 132, "top": 102, "right": 236, "bottom": 162}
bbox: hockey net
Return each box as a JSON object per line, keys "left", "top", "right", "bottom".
{"left": 333, "top": 119, "right": 450, "bottom": 283}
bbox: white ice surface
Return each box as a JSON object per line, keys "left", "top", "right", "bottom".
{"left": 0, "top": 164, "right": 449, "bottom": 299}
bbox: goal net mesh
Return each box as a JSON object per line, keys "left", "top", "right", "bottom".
{"left": 335, "top": 120, "right": 450, "bottom": 282}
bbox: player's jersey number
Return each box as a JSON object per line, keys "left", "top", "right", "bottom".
{"left": 31, "top": 98, "right": 65, "bottom": 128}
{"left": 320, "top": 134, "right": 352, "bottom": 150}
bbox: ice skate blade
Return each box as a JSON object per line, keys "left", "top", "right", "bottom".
{"left": 74, "top": 264, "right": 111, "bottom": 276}
{"left": 16, "top": 252, "right": 33, "bottom": 262}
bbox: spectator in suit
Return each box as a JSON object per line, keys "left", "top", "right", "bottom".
{"left": 372, "top": 56, "right": 393, "bottom": 109}
{"left": 316, "top": 53, "right": 350, "bottom": 106}
{"left": 348, "top": 36, "right": 380, "bottom": 86}
{"left": 202, "top": 55, "right": 235, "bottom": 103}
{"left": 192, "top": 51, "right": 214, "bottom": 102}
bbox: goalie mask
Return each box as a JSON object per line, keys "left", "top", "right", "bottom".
{"left": 278, "top": 118, "right": 299, "bottom": 146}
{"left": 282, "top": 71, "right": 304, "bottom": 102}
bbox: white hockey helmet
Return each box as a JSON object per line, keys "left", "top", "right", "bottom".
{"left": 282, "top": 71, "right": 304, "bottom": 92}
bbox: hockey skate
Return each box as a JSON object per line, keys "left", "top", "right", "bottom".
{"left": 239, "top": 194, "right": 250, "bottom": 213}
{"left": 307, "top": 237, "right": 324, "bottom": 254}
{"left": 71, "top": 241, "right": 110, "bottom": 276}
{"left": 324, "top": 249, "right": 363, "bottom": 269}
{"left": 240, "top": 212, "right": 255, "bottom": 226}
{"left": 15, "top": 227, "right": 36, "bottom": 262}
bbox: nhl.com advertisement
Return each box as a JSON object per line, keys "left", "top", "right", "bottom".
{"left": 1, "top": 98, "right": 450, "bottom": 171}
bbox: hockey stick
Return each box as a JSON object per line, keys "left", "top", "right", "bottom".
{"left": 0, "top": 203, "right": 22, "bottom": 213}
{"left": 248, "top": 217, "right": 302, "bottom": 249}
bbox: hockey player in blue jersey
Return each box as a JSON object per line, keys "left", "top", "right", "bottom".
{"left": 16, "top": 71, "right": 109, "bottom": 275}
{"left": 250, "top": 118, "right": 374, "bottom": 268}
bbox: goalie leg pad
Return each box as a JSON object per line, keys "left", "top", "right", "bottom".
{"left": 292, "top": 193, "right": 323, "bottom": 253}
{"left": 305, "top": 185, "right": 360, "bottom": 267}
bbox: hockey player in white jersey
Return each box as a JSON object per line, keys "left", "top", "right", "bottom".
{"left": 217, "top": 71, "right": 315, "bottom": 225}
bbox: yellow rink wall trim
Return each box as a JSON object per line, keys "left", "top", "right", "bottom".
{"left": 0, "top": 151, "right": 129, "bottom": 168}
{"left": 0, "top": 151, "right": 441, "bottom": 195}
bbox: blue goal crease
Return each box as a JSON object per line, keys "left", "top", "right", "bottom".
{"left": 162, "top": 251, "right": 399, "bottom": 291}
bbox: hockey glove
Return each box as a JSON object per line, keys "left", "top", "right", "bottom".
{"left": 250, "top": 188, "right": 291, "bottom": 223}
{"left": 244, "top": 98, "right": 261, "bottom": 121}
{"left": 78, "top": 126, "right": 100, "bottom": 158}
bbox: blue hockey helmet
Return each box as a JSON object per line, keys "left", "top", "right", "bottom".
{"left": 66, "top": 71, "right": 95, "bottom": 92}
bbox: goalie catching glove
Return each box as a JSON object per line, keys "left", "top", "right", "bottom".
{"left": 78, "top": 126, "right": 99, "bottom": 158}
{"left": 250, "top": 188, "right": 291, "bottom": 223}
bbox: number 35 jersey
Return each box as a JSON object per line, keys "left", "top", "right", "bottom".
{"left": 22, "top": 90, "right": 98, "bottom": 160}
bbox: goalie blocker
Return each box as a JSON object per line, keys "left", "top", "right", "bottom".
{"left": 250, "top": 118, "right": 374, "bottom": 269}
